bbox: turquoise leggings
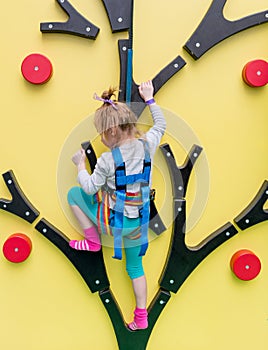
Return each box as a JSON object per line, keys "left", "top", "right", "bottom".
{"left": 67, "top": 187, "right": 144, "bottom": 279}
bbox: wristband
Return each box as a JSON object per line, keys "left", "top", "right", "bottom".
{"left": 145, "top": 98, "right": 155, "bottom": 105}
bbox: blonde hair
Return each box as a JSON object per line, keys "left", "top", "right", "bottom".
{"left": 94, "top": 87, "right": 139, "bottom": 136}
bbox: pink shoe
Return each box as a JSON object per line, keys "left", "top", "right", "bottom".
{"left": 69, "top": 239, "right": 101, "bottom": 252}
{"left": 128, "top": 308, "right": 148, "bottom": 331}
{"left": 128, "top": 321, "right": 148, "bottom": 331}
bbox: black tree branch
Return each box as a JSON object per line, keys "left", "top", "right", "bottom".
{"left": 184, "top": 0, "right": 268, "bottom": 59}
{"left": 0, "top": 170, "right": 39, "bottom": 223}
{"left": 40, "top": 0, "right": 99, "bottom": 39}
{"left": 234, "top": 180, "right": 268, "bottom": 230}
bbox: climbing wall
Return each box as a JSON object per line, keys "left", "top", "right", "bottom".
{"left": 0, "top": 1, "right": 268, "bottom": 349}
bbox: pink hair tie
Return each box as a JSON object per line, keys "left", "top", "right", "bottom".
{"left": 93, "top": 92, "right": 118, "bottom": 110}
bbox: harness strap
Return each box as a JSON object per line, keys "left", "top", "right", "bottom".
{"left": 111, "top": 191, "right": 143, "bottom": 205}
{"left": 95, "top": 191, "right": 112, "bottom": 236}
{"left": 111, "top": 140, "right": 151, "bottom": 260}
{"left": 111, "top": 147, "right": 125, "bottom": 260}
{"left": 139, "top": 185, "right": 150, "bottom": 256}
{"left": 112, "top": 191, "right": 125, "bottom": 260}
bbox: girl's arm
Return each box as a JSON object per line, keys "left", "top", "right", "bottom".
{"left": 145, "top": 104, "right": 166, "bottom": 151}
{"left": 139, "top": 80, "right": 166, "bottom": 151}
{"left": 72, "top": 149, "right": 108, "bottom": 194}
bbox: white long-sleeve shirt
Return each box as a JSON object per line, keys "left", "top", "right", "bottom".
{"left": 77, "top": 104, "right": 166, "bottom": 217}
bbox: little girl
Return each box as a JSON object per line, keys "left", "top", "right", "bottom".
{"left": 67, "top": 80, "right": 166, "bottom": 330}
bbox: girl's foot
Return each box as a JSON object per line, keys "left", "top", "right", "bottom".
{"left": 69, "top": 239, "right": 101, "bottom": 252}
{"left": 69, "top": 226, "right": 101, "bottom": 252}
{"left": 128, "top": 308, "right": 148, "bottom": 331}
{"left": 128, "top": 321, "right": 148, "bottom": 331}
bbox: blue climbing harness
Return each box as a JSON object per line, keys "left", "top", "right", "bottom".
{"left": 111, "top": 140, "right": 151, "bottom": 260}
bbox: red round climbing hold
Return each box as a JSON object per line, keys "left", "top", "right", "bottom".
{"left": 21, "top": 53, "right": 53, "bottom": 84}
{"left": 242, "top": 59, "right": 268, "bottom": 87}
{"left": 3, "top": 233, "right": 32, "bottom": 263}
{"left": 230, "top": 249, "right": 261, "bottom": 281}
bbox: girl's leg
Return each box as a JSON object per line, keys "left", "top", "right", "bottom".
{"left": 67, "top": 187, "right": 101, "bottom": 251}
{"left": 132, "top": 275, "right": 147, "bottom": 309}
{"left": 70, "top": 204, "right": 95, "bottom": 229}
{"left": 124, "top": 241, "right": 148, "bottom": 330}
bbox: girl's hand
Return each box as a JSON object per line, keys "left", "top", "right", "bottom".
{"left": 139, "top": 80, "right": 154, "bottom": 102}
{"left": 72, "top": 149, "right": 86, "bottom": 169}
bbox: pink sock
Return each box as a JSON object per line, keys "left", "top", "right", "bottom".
{"left": 69, "top": 227, "right": 101, "bottom": 252}
{"left": 128, "top": 308, "right": 148, "bottom": 331}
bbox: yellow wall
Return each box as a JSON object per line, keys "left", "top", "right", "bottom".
{"left": 0, "top": 1, "right": 268, "bottom": 349}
